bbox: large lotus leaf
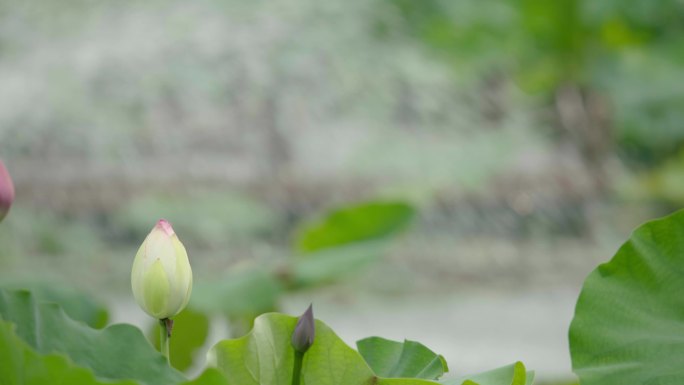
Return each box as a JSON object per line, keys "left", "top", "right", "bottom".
{"left": 440, "top": 362, "right": 532, "bottom": 385}
{"left": 0, "top": 281, "right": 108, "bottom": 328}
{"left": 292, "top": 240, "right": 388, "bottom": 287}
{"left": 296, "top": 201, "right": 414, "bottom": 252}
{"left": 0, "top": 318, "right": 228, "bottom": 385}
{"left": 0, "top": 319, "right": 137, "bottom": 385}
{"left": 207, "top": 313, "right": 440, "bottom": 385}
{"left": 569, "top": 209, "right": 684, "bottom": 385}
{"left": 0, "top": 289, "right": 185, "bottom": 385}
{"left": 357, "top": 337, "right": 448, "bottom": 380}
{"left": 150, "top": 308, "right": 211, "bottom": 372}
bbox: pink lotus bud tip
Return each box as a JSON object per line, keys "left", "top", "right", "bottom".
{"left": 156, "top": 219, "right": 175, "bottom": 236}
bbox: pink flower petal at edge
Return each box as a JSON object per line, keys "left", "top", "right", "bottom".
{"left": 0, "top": 160, "right": 15, "bottom": 221}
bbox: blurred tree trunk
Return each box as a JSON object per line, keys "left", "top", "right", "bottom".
{"left": 261, "top": 93, "right": 291, "bottom": 180}
{"left": 554, "top": 85, "right": 613, "bottom": 193}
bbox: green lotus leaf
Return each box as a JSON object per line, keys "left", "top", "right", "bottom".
{"left": 0, "top": 318, "right": 137, "bottom": 385}
{"left": 0, "top": 289, "right": 185, "bottom": 385}
{"left": 0, "top": 317, "right": 228, "bottom": 385}
{"left": 207, "top": 312, "right": 440, "bottom": 385}
{"left": 570, "top": 209, "right": 684, "bottom": 385}
{"left": 357, "top": 336, "right": 448, "bottom": 380}
{"left": 296, "top": 201, "right": 414, "bottom": 252}
{"left": 440, "top": 362, "right": 532, "bottom": 385}
{"left": 0, "top": 281, "right": 108, "bottom": 328}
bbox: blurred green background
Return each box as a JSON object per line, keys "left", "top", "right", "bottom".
{"left": 1, "top": 0, "right": 683, "bottom": 383}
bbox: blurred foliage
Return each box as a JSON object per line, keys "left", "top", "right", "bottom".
{"left": 624, "top": 148, "right": 684, "bottom": 207}
{"left": 150, "top": 308, "right": 210, "bottom": 372}
{"left": 0, "top": 281, "right": 108, "bottom": 329}
{"left": 0, "top": 0, "right": 682, "bottom": 210}
{"left": 186, "top": 199, "right": 415, "bottom": 337}
{"left": 113, "top": 191, "right": 278, "bottom": 250}
{"left": 0, "top": 206, "right": 105, "bottom": 261}
{"left": 600, "top": 49, "right": 684, "bottom": 165}
{"left": 291, "top": 240, "right": 388, "bottom": 287}
{"left": 378, "top": 0, "right": 684, "bottom": 166}
{"left": 192, "top": 268, "right": 282, "bottom": 317}
{"left": 296, "top": 201, "right": 414, "bottom": 252}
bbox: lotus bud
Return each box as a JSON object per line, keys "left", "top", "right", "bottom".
{"left": 0, "top": 160, "right": 15, "bottom": 222}
{"left": 131, "top": 219, "right": 192, "bottom": 320}
{"left": 291, "top": 304, "right": 315, "bottom": 353}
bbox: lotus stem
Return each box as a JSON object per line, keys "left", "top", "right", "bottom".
{"left": 160, "top": 318, "right": 172, "bottom": 364}
{"left": 291, "top": 350, "right": 303, "bottom": 385}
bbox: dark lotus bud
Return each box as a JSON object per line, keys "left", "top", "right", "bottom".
{"left": 291, "top": 304, "right": 315, "bottom": 353}
{"left": 0, "top": 160, "right": 14, "bottom": 223}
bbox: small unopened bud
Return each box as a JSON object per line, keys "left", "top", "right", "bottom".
{"left": 131, "top": 220, "right": 193, "bottom": 320}
{"left": 291, "top": 304, "right": 315, "bottom": 353}
{"left": 0, "top": 160, "right": 15, "bottom": 222}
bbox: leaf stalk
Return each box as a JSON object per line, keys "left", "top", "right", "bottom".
{"left": 160, "top": 318, "right": 172, "bottom": 364}
{"left": 291, "top": 350, "right": 304, "bottom": 385}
